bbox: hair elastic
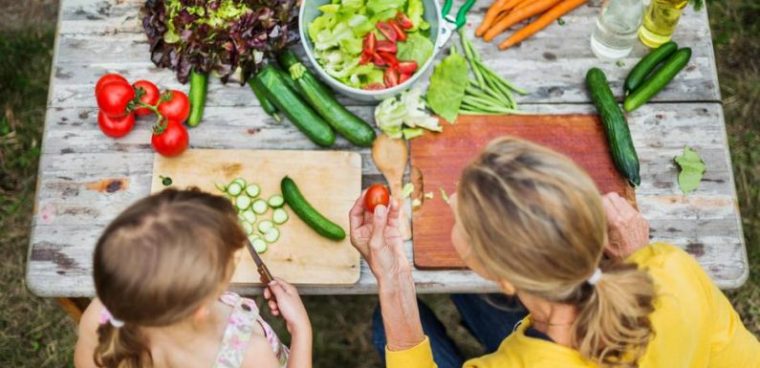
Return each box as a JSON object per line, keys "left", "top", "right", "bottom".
{"left": 100, "top": 308, "right": 125, "bottom": 328}
{"left": 587, "top": 268, "right": 603, "bottom": 286}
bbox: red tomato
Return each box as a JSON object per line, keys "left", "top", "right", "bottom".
{"left": 97, "top": 110, "right": 135, "bottom": 138}
{"left": 378, "top": 52, "right": 399, "bottom": 67}
{"left": 132, "top": 80, "right": 160, "bottom": 116}
{"left": 376, "top": 40, "right": 397, "bottom": 54}
{"left": 399, "top": 73, "right": 412, "bottom": 84}
{"left": 376, "top": 22, "right": 398, "bottom": 42}
{"left": 384, "top": 67, "right": 400, "bottom": 87}
{"left": 151, "top": 119, "right": 189, "bottom": 157}
{"left": 363, "top": 32, "right": 377, "bottom": 54}
{"left": 157, "top": 90, "right": 191, "bottom": 123}
{"left": 365, "top": 184, "right": 390, "bottom": 213}
{"left": 395, "top": 13, "right": 414, "bottom": 29}
{"left": 96, "top": 81, "right": 136, "bottom": 117}
{"left": 95, "top": 73, "right": 128, "bottom": 95}
{"left": 389, "top": 21, "right": 407, "bottom": 41}
{"left": 397, "top": 61, "right": 418, "bottom": 75}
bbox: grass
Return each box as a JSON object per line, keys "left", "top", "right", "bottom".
{"left": 0, "top": 0, "right": 758, "bottom": 366}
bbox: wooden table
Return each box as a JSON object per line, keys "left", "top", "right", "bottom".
{"left": 27, "top": 0, "right": 747, "bottom": 304}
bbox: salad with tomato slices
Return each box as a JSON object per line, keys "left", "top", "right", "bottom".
{"left": 308, "top": 0, "right": 434, "bottom": 90}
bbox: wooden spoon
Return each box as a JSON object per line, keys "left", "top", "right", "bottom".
{"left": 372, "top": 134, "right": 412, "bottom": 240}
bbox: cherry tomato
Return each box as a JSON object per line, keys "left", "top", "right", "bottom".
{"left": 397, "top": 61, "right": 418, "bottom": 75}
{"left": 389, "top": 21, "right": 407, "bottom": 41}
{"left": 365, "top": 184, "right": 391, "bottom": 213}
{"left": 395, "top": 12, "right": 414, "bottom": 29}
{"left": 376, "top": 40, "right": 397, "bottom": 54}
{"left": 384, "top": 67, "right": 400, "bottom": 88}
{"left": 376, "top": 22, "right": 398, "bottom": 42}
{"left": 95, "top": 73, "right": 128, "bottom": 96}
{"left": 98, "top": 110, "right": 135, "bottom": 138}
{"left": 132, "top": 80, "right": 160, "bottom": 116}
{"left": 399, "top": 73, "right": 412, "bottom": 85}
{"left": 97, "top": 81, "right": 135, "bottom": 117}
{"left": 151, "top": 119, "right": 189, "bottom": 157}
{"left": 157, "top": 90, "right": 191, "bottom": 123}
{"left": 363, "top": 32, "right": 377, "bottom": 54}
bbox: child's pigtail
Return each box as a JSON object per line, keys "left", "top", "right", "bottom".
{"left": 93, "top": 323, "right": 150, "bottom": 368}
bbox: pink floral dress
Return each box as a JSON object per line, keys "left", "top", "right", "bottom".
{"left": 213, "top": 292, "right": 289, "bottom": 368}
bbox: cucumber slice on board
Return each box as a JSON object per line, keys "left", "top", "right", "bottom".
{"left": 214, "top": 182, "right": 227, "bottom": 193}
{"left": 249, "top": 236, "right": 268, "bottom": 253}
{"left": 242, "top": 221, "right": 254, "bottom": 235}
{"left": 232, "top": 178, "right": 247, "bottom": 188}
{"left": 258, "top": 220, "right": 274, "bottom": 234}
{"left": 252, "top": 199, "right": 268, "bottom": 214}
{"left": 245, "top": 184, "right": 261, "bottom": 198}
{"left": 227, "top": 182, "right": 243, "bottom": 196}
{"left": 272, "top": 208, "right": 289, "bottom": 224}
{"left": 263, "top": 228, "right": 280, "bottom": 243}
{"left": 268, "top": 195, "right": 285, "bottom": 208}
{"left": 235, "top": 195, "right": 252, "bottom": 211}
{"left": 241, "top": 210, "right": 257, "bottom": 224}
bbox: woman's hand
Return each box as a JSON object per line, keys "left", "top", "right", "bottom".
{"left": 264, "top": 278, "right": 311, "bottom": 337}
{"left": 602, "top": 192, "right": 650, "bottom": 260}
{"left": 349, "top": 193, "right": 409, "bottom": 282}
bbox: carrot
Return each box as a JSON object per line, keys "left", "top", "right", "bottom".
{"left": 482, "top": 0, "right": 563, "bottom": 42}
{"left": 476, "top": 0, "right": 509, "bottom": 37}
{"left": 499, "top": 0, "right": 588, "bottom": 49}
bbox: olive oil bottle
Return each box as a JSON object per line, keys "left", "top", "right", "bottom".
{"left": 638, "top": 0, "right": 689, "bottom": 48}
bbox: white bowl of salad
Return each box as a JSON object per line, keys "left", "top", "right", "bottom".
{"left": 299, "top": 0, "right": 441, "bottom": 101}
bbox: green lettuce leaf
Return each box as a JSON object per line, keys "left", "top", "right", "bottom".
{"left": 427, "top": 51, "right": 469, "bottom": 123}
{"left": 407, "top": 0, "right": 429, "bottom": 31}
{"left": 398, "top": 32, "right": 433, "bottom": 66}
{"left": 674, "top": 147, "right": 706, "bottom": 194}
{"left": 367, "top": 0, "right": 406, "bottom": 15}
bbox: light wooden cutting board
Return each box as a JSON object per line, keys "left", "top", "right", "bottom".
{"left": 151, "top": 149, "right": 362, "bottom": 285}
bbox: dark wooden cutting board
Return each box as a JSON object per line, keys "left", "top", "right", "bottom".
{"left": 409, "top": 114, "right": 636, "bottom": 269}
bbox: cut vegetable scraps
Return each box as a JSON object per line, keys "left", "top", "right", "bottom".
{"left": 674, "top": 147, "right": 706, "bottom": 194}
{"left": 375, "top": 87, "right": 441, "bottom": 139}
{"left": 402, "top": 183, "right": 415, "bottom": 198}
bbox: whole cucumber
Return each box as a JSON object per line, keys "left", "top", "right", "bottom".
{"left": 586, "top": 67, "right": 641, "bottom": 187}
{"left": 624, "top": 41, "right": 678, "bottom": 95}
{"left": 187, "top": 70, "right": 208, "bottom": 127}
{"left": 253, "top": 66, "right": 335, "bottom": 147}
{"left": 248, "top": 78, "right": 281, "bottom": 122}
{"left": 281, "top": 176, "right": 346, "bottom": 240}
{"left": 624, "top": 48, "right": 692, "bottom": 112}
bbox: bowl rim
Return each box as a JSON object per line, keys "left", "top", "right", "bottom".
{"left": 298, "top": 0, "right": 443, "bottom": 97}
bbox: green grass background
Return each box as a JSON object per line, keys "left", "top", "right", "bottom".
{"left": 1, "top": 0, "right": 757, "bottom": 366}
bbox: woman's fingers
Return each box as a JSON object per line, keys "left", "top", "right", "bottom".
{"left": 369, "top": 205, "right": 389, "bottom": 248}
{"left": 349, "top": 190, "right": 368, "bottom": 230}
{"left": 387, "top": 199, "right": 401, "bottom": 228}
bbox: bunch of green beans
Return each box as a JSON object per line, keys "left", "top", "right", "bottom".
{"left": 458, "top": 28, "right": 528, "bottom": 115}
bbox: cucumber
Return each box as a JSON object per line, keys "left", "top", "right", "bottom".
{"left": 241, "top": 209, "right": 257, "bottom": 224}
{"left": 242, "top": 221, "right": 254, "bottom": 236}
{"left": 272, "top": 208, "right": 289, "bottom": 224}
{"left": 187, "top": 70, "right": 208, "bottom": 127}
{"left": 245, "top": 184, "right": 261, "bottom": 198}
{"left": 252, "top": 66, "right": 336, "bottom": 147}
{"left": 624, "top": 48, "right": 692, "bottom": 112}
{"left": 232, "top": 178, "right": 247, "bottom": 187}
{"left": 281, "top": 176, "right": 346, "bottom": 240}
{"left": 258, "top": 220, "right": 274, "bottom": 234}
{"left": 248, "top": 77, "right": 281, "bottom": 122}
{"left": 275, "top": 66, "right": 301, "bottom": 95}
{"left": 586, "top": 68, "right": 641, "bottom": 187}
{"left": 252, "top": 199, "right": 268, "bottom": 215}
{"left": 214, "top": 182, "right": 227, "bottom": 193}
{"left": 624, "top": 41, "right": 678, "bottom": 95}
{"left": 263, "top": 228, "right": 280, "bottom": 243}
{"left": 268, "top": 195, "right": 285, "bottom": 208}
{"left": 235, "top": 195, "right": 252, "bottom": 211}
{"left": 250, "top": 236, "right": 268, "bottom": 253}
{"left": 226, "top": 182, "right": 243, "bottom": 196}
{"left": 289, "top": 62, "right": 377, "bottom": 147}
{"left": 278, "top": 50, "right": 334, "bottom": 97}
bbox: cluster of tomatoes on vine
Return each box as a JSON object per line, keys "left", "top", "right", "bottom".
{"left": 95, "top": 73, "right": 190, "bottom": 157}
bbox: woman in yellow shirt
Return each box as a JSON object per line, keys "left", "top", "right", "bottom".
{"left": 348, "top": 137, "right": 759, "bottom": 368}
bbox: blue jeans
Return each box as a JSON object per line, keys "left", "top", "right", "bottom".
{"left": 372, "top": 294, "right": 527, "bottom": 368}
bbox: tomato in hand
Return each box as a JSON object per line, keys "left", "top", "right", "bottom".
{"left": 132, "top": 80, "right": 160, "bottom": 116}
{"left": 365, "top": 184, "right": 391, "bottom": 213}
{"left": 95, "top": 73, "right": 128, "bottom": 96}
{"left": 151, "top": 119, "right": 189, "bottom": 157}
{"left": 98, "top": 110, "right": 135, "bottom": 138}
{"left": 157, "top": 90, "right": 190, "bottom": 124}
{"left": 97, "top": 81, "right": 135, "bottom": 117}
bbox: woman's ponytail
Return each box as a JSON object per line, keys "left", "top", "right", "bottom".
{"left": 572, "top": 262, "right": 656, "bottom": 368}
{"left": 93, "top": 323, "right": 150, "bottom": 368}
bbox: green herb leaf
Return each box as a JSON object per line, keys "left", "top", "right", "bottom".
{"left": 674, "top": 147, "right": 706, "bottom": 194}
{"left": 427, "top": 52, "right": 469, "bottom": 123}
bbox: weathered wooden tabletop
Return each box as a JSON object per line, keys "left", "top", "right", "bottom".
{"left": 26, "top": 0, "right": 746, "bottom": 297}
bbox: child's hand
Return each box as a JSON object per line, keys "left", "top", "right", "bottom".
{"left": 264, "top": 278, "right": 311, "bottom": 336}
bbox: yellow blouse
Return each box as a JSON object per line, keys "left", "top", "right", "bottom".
{"left": 386, "top": 243, "right": 760, "bottom": 368}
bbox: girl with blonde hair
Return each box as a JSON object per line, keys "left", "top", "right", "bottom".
{"left": 351, "top": 137, "right": 759, "bottom": 367}
{"left": 74, "top": 189, "right": 312, "bottom": 368}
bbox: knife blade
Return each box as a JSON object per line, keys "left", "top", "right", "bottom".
{"left": 245, "top": 239, "right": 274, "bottom": 285}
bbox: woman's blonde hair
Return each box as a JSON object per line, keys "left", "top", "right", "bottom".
{"left": 92, "top": 188, "right": 247, "bottom": 368}
{"left": 456, "top": 137, "right": 655, "bottom": 368}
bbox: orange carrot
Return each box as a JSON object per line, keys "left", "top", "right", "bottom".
{"left": 499, "top": 0, "right": 589, "bottom": 49}
{"left": 482, "top": 0, "right": 563, "bottom": 42}
{"left": 476, "top": 0, "right": 509, "bottom": 37}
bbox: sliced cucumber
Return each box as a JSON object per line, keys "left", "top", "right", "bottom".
{"left": 235, "top": 195, "right": 252, "bottom": 211}
{"left": 251, "top": 237, "right": 268, "bottom": 253}
{"left": 241, "top": 209, "right": 257, "bottom": 223}
{"left": 258, "top": 220, "right": 274, "bottom": 234}
{"left": 214, "top": 182, "right": 227, "bottom": 193}
{"left": 232, "top": 177, "right": 247, "bottom": 188}
{"left": 263, "top": 227, "right": 280, "bottom": 243}
{"left": 238, "top": 214, "right": 247, "bottom": 223}
{"left": 245, "top": 184, "right": 261, "bottom": 198}
{"left": 227, "top": 182, "right": 243, "bottom": 196}
{"left": 268, "top": 195, "right": 285, "bottom": 208}
{"left": 272, "top": 208, "right": 289, "bottom": 224}
{"left": 242, "top": 221, "right": 254, "bottom": 235}
{"left": 252, "top": 199, "right": 268, "bottom": 214}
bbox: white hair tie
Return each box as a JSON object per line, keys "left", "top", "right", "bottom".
{"left": 100, "top": 308, "right": 125, "bottom": 328}
{"left": 587, "top": 268, "right": 603, "bottom": 286}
